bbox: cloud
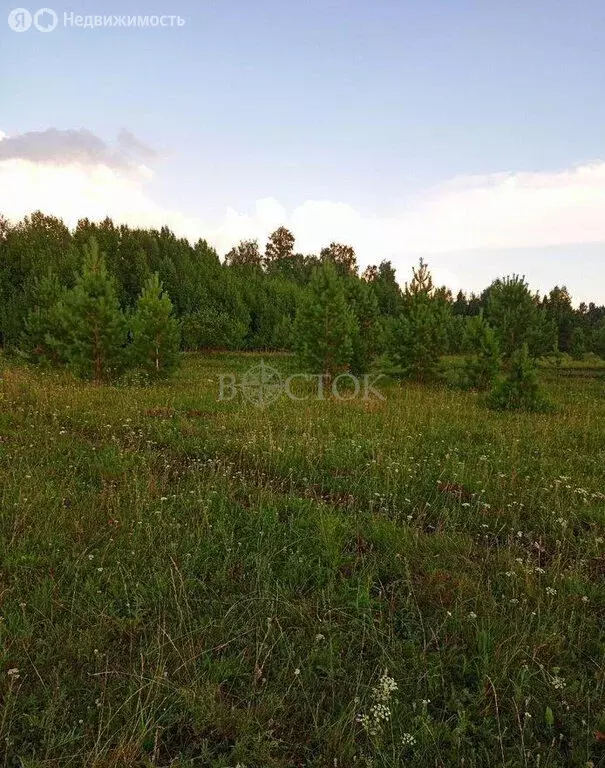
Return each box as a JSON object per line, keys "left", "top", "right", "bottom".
{"left": 214, "top": 163, "right": 605, "bottom": 259}
{"left": 0, "top": 157, "right": 202, "bottom": 243}
{"left": 1, "top": 126, "right": 604, "bottom": 300}
{"left": 0, "top": 127, "right": 155, "bottom": 170}
{"left": 116, "top": 129, "right": 157, "bottom": 161}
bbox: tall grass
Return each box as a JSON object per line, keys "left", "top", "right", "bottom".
{"left": 0, "top": 353, "right": 603, "bottom": 767}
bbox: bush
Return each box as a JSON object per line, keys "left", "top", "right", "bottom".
{"left": 487, "top": 344, "right": 554, "bottom": 412}
{"left": 181, "top": 308, "right": 247, "bottom": 350}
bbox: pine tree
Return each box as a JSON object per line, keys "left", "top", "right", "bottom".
{"left": 345, "top": 278, "right": 380, "bottom": 374}
{"left": 130, "top": 273, "right": 180, "bottom": 377}
{"left": 464, "top": 313, "right": 502, "bottom": 390}
{"left": 293, "top": 260, "right": 356, "bottom": 379}
{"left": 485, "top": 275, "right": 556, "bottom": 359}
{"left": 389, "top": 260, "right": 447, "bottom": 381}
{"left": 487, "top": 344, "right": 553, "bottom": 412}
{"left": 59, "top": 237, "right": 127, "bottom": 381}
{"left": 22, "top": 269, "right": 66, "bottom": 363}
{"left": 406, "top": 258, "right": 434, "bottom": 297}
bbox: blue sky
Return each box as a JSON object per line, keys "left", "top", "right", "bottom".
{"left": 2, "top": 0, "right": 605, "bottom": 302}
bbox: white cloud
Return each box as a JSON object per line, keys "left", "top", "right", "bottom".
{"left": 1, "top": 131, "right": 604, "bottom": 300}
{"left": 0, "top": 158, "right": 204, "bottom": 242}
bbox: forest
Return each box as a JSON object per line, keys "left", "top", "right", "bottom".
{"left": 0, "top": 211, "right": 604, "bottom": 766}
{"left": 2, "top": 211, "right": 605, "bottom": 370}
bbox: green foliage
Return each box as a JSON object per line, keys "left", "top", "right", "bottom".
{"left": 272, "top": 314, "right": 294, "bottom": 349}
{"left": 130, "top": 273, "right": 181, "bottom": 377}
{"left": 56, "top": 237, "right": 127, "bottom": 381}
{"left": 3, "top": 212, "right": 605, "bottom": 370}
{"left": 263, "top": 226, "right": 295, "bottom": 270}
{"left": 485, "top": 275, "right": 556, "bottom": 359}
{"left": 345, "top": 278, "right": 380, "bottom": 374}
{"left": 389, "top": 259, "right": 448, "bottom": 381}
{"left": 294, "top": 260, "right": 357, "bottom": 377}
{"left": 542, "top": 286, "right": 575, "bottom": 353}
{"left": 569, "top": 326, "right": 587, "bottom": 360}
{"left": 592, "top": 318, "right": 605, "bottom": 359}
{"left": 447, "top": 313, "right": 468, "bottom": 354}
{"left": 488, "top": 344, "right": 554, "bottom": 412}
{"left": 320, "top": 241, "right": 358, "bottom": 277}
{"left": 238, "top": 275, "right": 301, "bottom": 350}
{"left": 463, "top": 313, "right": 502, "bottom": 390}
{"left": 363, "top": 260, "right": 402, "bottom": 316}
{"left": 0, "top": 212, "right": 76, "bottom": 348}
{"left": 224, "top": 238, "right": 262, "bottom": 268}
{"left": 531, "top": 308, "right": 559, "bottom": 358}
{"left": 22, "top": 270, "right": 67, "bottom": 363}
{"left": 181, "top": 308, "right": 247, "bottom": 350}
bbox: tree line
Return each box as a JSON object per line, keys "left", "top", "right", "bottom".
{"left": 1, "top": 212, "right": 604, "bottom": 390}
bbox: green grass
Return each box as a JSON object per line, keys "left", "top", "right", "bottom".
{"left": 0, "top": 353, "right": 603, "bottom": 767}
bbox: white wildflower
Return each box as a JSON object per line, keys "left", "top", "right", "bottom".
{"left": 401, "top": 732, "right": 416, "bottom": 747}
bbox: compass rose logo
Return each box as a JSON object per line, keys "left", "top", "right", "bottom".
{"left": 240, "top": 361, "right": 284, "bottom": 407}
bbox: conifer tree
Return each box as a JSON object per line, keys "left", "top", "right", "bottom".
{"left": 389, "top": 259, "right": 447, "bottom": 381}
{"left": 22, "top": 269, "right": 66, "bottom": 363}
{"left": 485, "top": 275, "right": 556, "bottom": 359}
{"left": 487, "top": 343, "right": 553, "bottom": 411}
{"left": 294, "top": 260, "right": 356, "bottom": 379}
{"left": 464, "top": 313, "right": 502, "bottom": 390}
{"left": 130, "top": 273, "right": 181, "bottom": 377}
{"left": 58, "top": 237, "right": 127, "bottom": 381}
{"left": 346, "top": 278, "right": 380, "bottom": 374}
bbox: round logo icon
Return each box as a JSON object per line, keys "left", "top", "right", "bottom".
{"left": 8, "top": 8, "right": 32, "bottom": 31}
{"left": 240, "top": 361, "right": 283, "bottom": 408}
{"left": 34, "top": 7, "right": 57, "bottom": 31}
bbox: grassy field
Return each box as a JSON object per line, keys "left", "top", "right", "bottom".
{"left": 0, "top": 353, "right": 603, "bottom": 767}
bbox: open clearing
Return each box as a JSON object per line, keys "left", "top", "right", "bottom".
{"left": 0, "top": 354, "right": 603, "bottom": 767}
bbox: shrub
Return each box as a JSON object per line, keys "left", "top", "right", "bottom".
{"left": 487, "top": 344, "right": 554, "bottom": 412}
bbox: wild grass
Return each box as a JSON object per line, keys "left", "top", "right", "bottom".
{"left": 0, "top": 353, "right": 603, "bottom": 767}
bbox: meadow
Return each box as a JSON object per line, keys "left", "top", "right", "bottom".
{"left": 0, "top": 353, "right": 603, "bottom": 767}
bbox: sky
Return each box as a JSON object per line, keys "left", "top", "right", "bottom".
{"left": 1, "top": 0, "right": 605, "bottom": 303}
